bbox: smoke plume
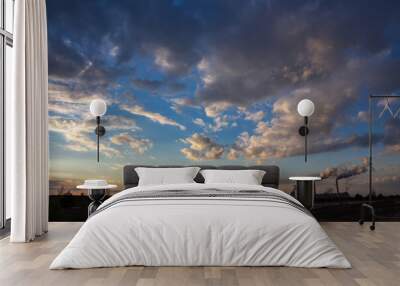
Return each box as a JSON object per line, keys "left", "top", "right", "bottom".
{"left": 336, "top": 158, "right": 369, "bottom": 181}
{"left": 320, "top": 158, "right": 368, "bottom": 181}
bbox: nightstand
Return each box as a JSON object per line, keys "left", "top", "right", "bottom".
{"left": 77, "top": 180, "right": 117, "bottom": 217}
{"left": 289, "top": 177, "right": 321, "bottom": 210}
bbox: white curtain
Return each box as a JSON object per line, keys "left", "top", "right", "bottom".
{"left": 9, "top": 0, "right": 49, "bottom": 242}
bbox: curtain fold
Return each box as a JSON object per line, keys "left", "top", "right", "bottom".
{"left": 9, "top": 0, "right": 49, "bottom": 242}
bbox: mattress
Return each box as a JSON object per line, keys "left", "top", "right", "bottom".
{"left": 50, "top": 183, "right": 351, "bottom": 269}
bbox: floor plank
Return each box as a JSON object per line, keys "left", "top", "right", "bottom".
{"left": 0, "top": 222, "right": 399, "bottom": 286}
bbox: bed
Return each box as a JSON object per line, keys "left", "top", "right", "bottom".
{"left": 50, "top": 165, "right": 350, "bottom": 269}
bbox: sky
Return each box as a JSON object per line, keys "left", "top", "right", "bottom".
{"left": 46, "top": 0, "right": 400, "bottom": 195}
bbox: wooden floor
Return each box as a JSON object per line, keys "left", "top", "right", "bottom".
{"left": 0, "top": 222, "right": 399, "bottom": 286}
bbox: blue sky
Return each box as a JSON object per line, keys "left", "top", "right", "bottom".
{"left": 47, "top": 0, "right": 400, "bottom": 194}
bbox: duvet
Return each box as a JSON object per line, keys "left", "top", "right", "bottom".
{"left": 50, "top": 183, "right": 351, "bottom": 269}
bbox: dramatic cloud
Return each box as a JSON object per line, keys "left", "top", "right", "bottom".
{"left": 47, "top": 0, "right": 400, "bottom": 164}
{"left": 48, "top": 81, "right": 97, "bottom": 118}
{"left": 48, "top": 0, "right": 203, "bottom": 80}
{"left": 195, "top": 1, "right": 400, "bottom": 106}
{"left": 226, "top": 81, "right": 389, "bottom": 161}
{"left": 49, "top": 114, "right": 142, "bottom": 156}
{"left": 110, "top": 133, "right": 152, "bottom": 154}
{"left": 49, "top": 117, "right": 120, "bottom": 157}
{"left": 121, "top": 104, "right": 186, "bottom": 130}
{"left": 181, "top": 133, "right": 224, "bottom": 160}
{"left": 48, "top": 1, "right": 400, "bottom": 105}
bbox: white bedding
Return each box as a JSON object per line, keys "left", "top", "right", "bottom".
{"left": 50, "top": 183, "right": 351, "bottom": 269}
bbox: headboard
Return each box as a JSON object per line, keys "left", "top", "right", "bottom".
{"left": 123, "top": 165, "right": 280, "bottom": 189}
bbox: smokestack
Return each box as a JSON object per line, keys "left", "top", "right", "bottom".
{"left": 321, "top": 157, "right": 369, "bottom": 195}
{"left": 320, "top": 158, "right": 368, "bottom": 181}
{"left": 335, "top": 158, "right": 368, "bottom": 195}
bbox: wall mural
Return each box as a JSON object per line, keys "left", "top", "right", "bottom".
{"left": 47, "top": 0, "right": 400, "bottom": 221}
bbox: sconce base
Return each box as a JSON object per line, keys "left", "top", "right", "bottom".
{"left": 95, "top": 126, "right": 106, "bottom": 137}
{"left": 298, "top": 126, "right": 309, "bottom": 136}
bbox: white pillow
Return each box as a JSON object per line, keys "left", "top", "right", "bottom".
{"left": 135, "top": 167, "right": 200, "bottom": 186}
{"left": 200, "top": 169, "right": 266, "bottom": 185}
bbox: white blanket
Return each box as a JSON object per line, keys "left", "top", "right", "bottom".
{"left": 50, "top": 183, "right": 351, "bottom": 269}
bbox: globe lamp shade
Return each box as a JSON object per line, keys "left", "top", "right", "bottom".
{"left": 297, "top": 99, "right": 315, "bottom": 117}
{"left": 90, "top": 99, "right": 107, "bottom": 117}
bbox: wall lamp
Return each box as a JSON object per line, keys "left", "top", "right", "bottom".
{"left": 297, "top": 99, "right": 315, "bottom": 162}
{"left": 90, "top": 99, "right": 107, "bottom": 162}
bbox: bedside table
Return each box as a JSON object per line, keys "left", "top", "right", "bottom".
{"left": 77, "top": 180, "right": 117, "bottom": 217}
{"left": 289, "top": 177, "right": 321, "bottom": 210}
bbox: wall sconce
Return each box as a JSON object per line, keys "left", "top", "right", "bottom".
{"left": 90, "top": 99, "right": 107, "bottom": 162}
{"left": 297, "top": 99, "right": 315, "bottom": 162}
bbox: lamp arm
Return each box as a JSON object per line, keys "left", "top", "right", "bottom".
{"left": 97, "top": 116, "right": 100, "bottom": 162}
{"left": 305, "top": 116, "right": 308, "bottom": 162}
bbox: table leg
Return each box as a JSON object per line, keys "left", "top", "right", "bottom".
{"left": 87, "top": 189, "right": 106, "bottom": 216}
{"left": 296, "top": 181, "right": 314, "bottom": 209}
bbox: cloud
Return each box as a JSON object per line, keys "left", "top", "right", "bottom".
{"left": 227, "top": 102, "right": 380, "bottom": 162}
{"left": 49, "top": 117, "right": 120, "bottom": 157}
{"left": 208, "top": 115, "right": 230, "bottom": 132}
{"left": 383, "top": 118, "right": 400, "bottom": 153}
{"left": 194, "top": 1, "right": 400, "bottom": 105}
{"left": 193, "top": 115, "right": 235, "bottom": 133}
{"left": 181, "top": 133, "right": 224, "bottom": 160}
{"left": 193, "top": 118, "right": 206, "bottom": 127}
{"left": 374, "top": 175, "right": 400, "bottom": 184}
{"left": 132, "top": 78, "right": 163, "bottom": 92}
{"left": 48, "top": 101, "right": 85, "bottom": 117}
{"left": 226, "top": 148, "right": 240, "bottom": 160}
{"left": 48, "top": 80, "right": 117, "bottom": 122}
{"left": 109, "top": 163, "right": 125, "bottom": 171}
{"left": 48, "top": 0, "right": 208, "bottom": 79}
{"left": 48, "top": 1, "right": 400, "bottom": 101}
{"left": 154, "top": 48, "right": 178, "bottom": 72}
{"left": 204, "top": 101, "right": 232, "bottom": 118}
{"left": 48, "top": 38, "right": 87, "bottom": 79}
{"left": 170, "top": 97, "right": 200, "bottom": 113}
{"left": 102, "top": 116, "right": 141, "bottom": 132}
{"left": 49, "top": 113, "right": 142, "bottom": 157}
{"left": 47, "top": 0, "right": 400, "bottom": 162}
{"left": 121, "top": 104, "right": 186, "bottom": 130}
{"left": 242, "top": 110, "right": 265, "bottom": 122}
{"left": 110, "top": 132, "right": 152, "bottom": 154}
{"left": 357, "top": 111, "right": 369, "bottom": 122}
{"left": 132, "top": 78, "right": 185, "bottom": 93}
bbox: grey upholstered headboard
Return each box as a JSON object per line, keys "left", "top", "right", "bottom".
{"left": 123, "top": 165, "right": 280, "bottom": 189}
